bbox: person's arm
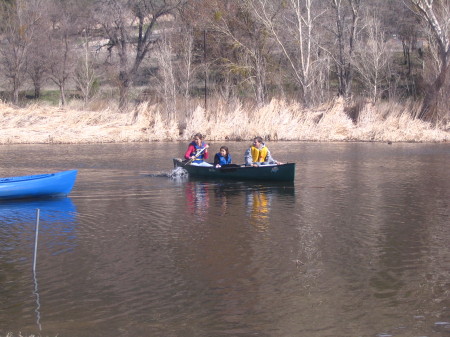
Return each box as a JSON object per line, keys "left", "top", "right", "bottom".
{"left": 203, "top": 145, "right": 209, "bottom": 159}
{"left": 184, "top": 145, "right": 195, "bottom": 160}
{"left": 213, "top": 153, "right": 220, "bottom": 166}
{"left": 265, "top": 148, "right": 282, "bottom": 165}
{"left": 265, "top": 148, "right": 276, "bottom": 164}
{"left": 244, "top": 148, "right": 253, "bottom": 166}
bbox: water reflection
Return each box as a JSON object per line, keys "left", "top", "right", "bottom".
{"left": 176, "top": 180, "right": 297, "bottom": 333}
{"left": 182, "top": 179, "right": 295, "bottom": 231}
{"left": 0, "top": 197, "right": 76, "bottom": 223}
{"left": 0, "top": 197, "right": 78, "bottom": 255}
{"left": 246, "top": 189, "right": 271, "bottom": 231}
{"left": 184, "top": 181, "right": 210, "bottom": 221}
{"left": 33, "top": 267, "right": 42, "bottom": 331}
{"left": 0, "top": 197, "right": 77, "bottom": 332}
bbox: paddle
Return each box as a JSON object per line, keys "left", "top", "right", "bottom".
{"left": 183, "top": 146, "right": 208, "bottom": 166}
{"left": 219, "top": 164, "right": 241, "bottom": 171}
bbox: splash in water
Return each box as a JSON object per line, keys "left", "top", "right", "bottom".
{"left": 144, "top": 167, "right": 189, "bottom": 179}
{"left": 169, "top": 167, "right": 189, "bottom": 179}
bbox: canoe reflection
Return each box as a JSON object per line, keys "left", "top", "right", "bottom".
{"left": 0, "top": 197, "right": 78, "bottom": 255}
{"left": 0, "top": 197, "right": 76, "bottom": 222}
{"left": 183, "top": 179, "right": 294, "bottom": 230}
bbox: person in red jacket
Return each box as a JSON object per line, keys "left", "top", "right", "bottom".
{"left": 184, "top": 133, "right": 210, "bottom": 164}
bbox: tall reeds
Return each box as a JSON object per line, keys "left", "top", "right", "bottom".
{"left": 0, "top": 97, "right": 448, "bottom": 144}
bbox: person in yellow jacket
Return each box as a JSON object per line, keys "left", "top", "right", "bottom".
{"left": 244, "top": 136, "right": 283, "bottom": 167}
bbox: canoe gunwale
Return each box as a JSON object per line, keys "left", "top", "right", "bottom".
{"left": 0, "top": 173, "right": 55, "bottom": 184}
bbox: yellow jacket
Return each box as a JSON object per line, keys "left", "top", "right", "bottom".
{"left": 250, "top": 145, "right": 269, "bottom": 162}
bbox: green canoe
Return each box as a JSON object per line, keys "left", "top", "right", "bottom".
{"left": 173, "top": 158, "right": 295, "bottom": 182}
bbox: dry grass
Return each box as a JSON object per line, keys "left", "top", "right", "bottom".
{"left": 3, "top": 333, "right": 51, "bottom": 337}
{"left": 0, "top": 97, "right": 448, "bottom": 144}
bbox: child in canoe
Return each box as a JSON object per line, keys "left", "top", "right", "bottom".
{"left": 185, "top": 133, "right": 210, "bottom": 166}
{"left": 214, "top": 146, "right": 232, "bottom": 167}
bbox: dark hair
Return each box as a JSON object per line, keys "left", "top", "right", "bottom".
{"left": 254, "top": 136, "right": 263, "bottom": 143}
{"left": 193, "top": 133, "right": 204, "bottom": 140}
{"left": 219, "top": 146, "right": 229, "bottom": 156}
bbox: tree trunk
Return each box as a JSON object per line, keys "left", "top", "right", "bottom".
{"left": 34, "top": 82, "right": 41, "bottom": 99}
{"left": 331, "top": 0, "right": 360, "bottom": 99}
{"left": 409, "top": 0, "right": 450, "bottom": 121}
{"left": 401, "top": 40, "right": 411, "bottom": 74}
{"left": 418, "top": 63, "right": 449, "bottom": 120}
{"left": 12, "top": 82, "right": 19, "bottom": 105}
{"left": 254, "top": 51, "right": 266, "bottom": 106}
{"left": 59, "top": 85, "right": 66, "bottom": 106}
{"left": 118, "top": 71, "right": 130, "bottom": 110}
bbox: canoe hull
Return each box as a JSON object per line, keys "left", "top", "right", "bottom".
{"left": 173, "top": 159, "right": 295, "bottom": 182}
{"left": 0, "top": 170, "right": 78, "bottom": 200}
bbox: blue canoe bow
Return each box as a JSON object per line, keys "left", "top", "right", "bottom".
{"left": 0, "top": 170, "right": 78, "bottom": 200}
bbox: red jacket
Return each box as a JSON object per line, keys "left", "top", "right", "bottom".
{"left": 184, "top": 142, "right": 209, "bottom": 160}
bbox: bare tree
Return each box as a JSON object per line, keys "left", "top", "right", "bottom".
{"left": 352, "top": 15, "right": 393, "bottom": 101}
{"left": 74, "top": 28, "right": 100, "bottom": 106}
{"left": 26, "top": 1, "right": 53, "bottom": 99}
{"left": 155, "top": 31, "right": 177, "bottom": 120}
{"left": 251, "top": 0, "right": 327, "bottom": 106}
{"left": 27, "top": 33, "right": 49, "bottom": 98}
{"left": 205, "top": 0, "right": 271, "bottom": 106}
{"left": 387, "top": 2, "right": 421, "bottom": 97}
{"left": 0, "top": 0, "right": 42, "bottom": 104}
{"left": 408, "top": 0, "right": 450, "bottom": 121}
{"left": 172, "top": 23, "right": 199, "bottom": 118}
{"left": 328, "top": 0, "right": 362, "bottom": 99}
{"left": 94, "top": 0, "right": 186, "bottom": 110}
{"left": 46, "top": 1, "right": 81, "bottom": 106}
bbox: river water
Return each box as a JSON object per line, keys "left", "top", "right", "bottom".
{"left": 0, "top": 142, "right": 449, "bottom": 337}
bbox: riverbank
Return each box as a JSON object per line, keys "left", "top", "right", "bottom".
{"left": 0, "top": 98, "right": 448, "bottom": 144}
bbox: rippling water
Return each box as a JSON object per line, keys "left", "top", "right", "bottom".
{"left": 1, "top": 142, "right": 449, "bottom": 337}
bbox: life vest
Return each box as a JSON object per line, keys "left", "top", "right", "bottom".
{"left": 250, "top": 145, "right": 268, "bottom": 162}
{"left": 217, "top": 154, "right": 232, "bottom": 166}
{"left": 189, "top": 141, "right": 207, "bottom": 163}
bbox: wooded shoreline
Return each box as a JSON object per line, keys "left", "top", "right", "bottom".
{"left": 1, "top": 0, "right": 449, "bottom": 132}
